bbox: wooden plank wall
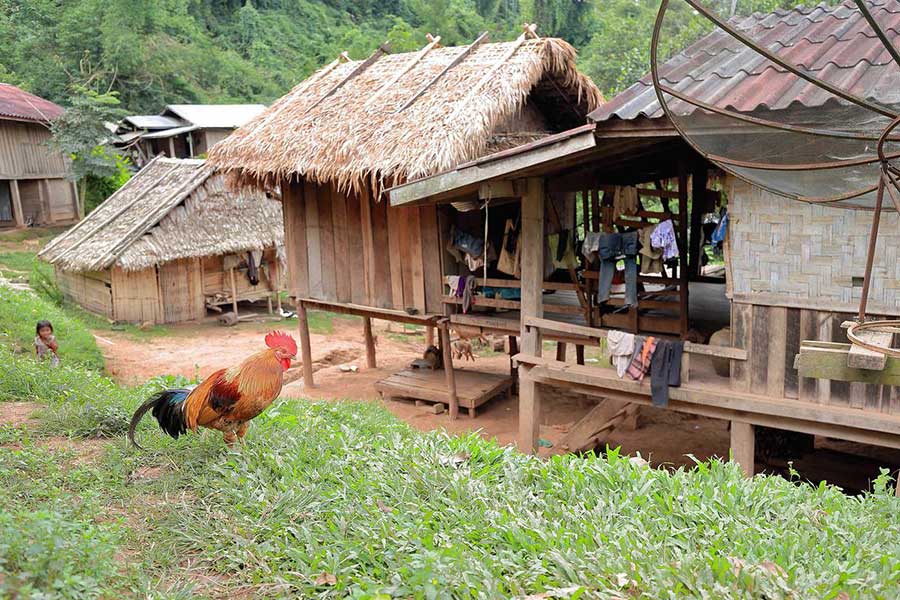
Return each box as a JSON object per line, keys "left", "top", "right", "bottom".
{"left": 44, "top": 178, "right": 77, "bottom": 222}
{"left": 111, "top": 267, "right": 162, "bottom": 323}
{"left": 56, "top": 268, "right": 113, "bottom": 318}
{"left": 158, "top": 258, "right": 204, "bottom": 323}
{"left": 0, "top": 121, "right": 68, "bottom": 178}
{"left": 732, "top": 301, "right": 900, "bottom": 414}
{"left": 282, "top": 179, "right": 442, "bottom": 314}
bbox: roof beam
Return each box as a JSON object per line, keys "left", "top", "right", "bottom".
{"left": 305, "top": 42, "right": 391, "bottom": 114}
{"left": 240, "top": 51, "right": 350, "bottom": 138}
{"left": 396, "top": 31, "right": 490, "bottom": 113}
{"left": 40, "top": 155, "right": 167, "bottom": 257}
{"left": 449, "top": 24, "right": 537, "bottom": 120}
{"left": 365, "top": 34, "right": 441, "bottom": 108}
{"left": 388, "top": 126, "right": 596, "bottom": 206}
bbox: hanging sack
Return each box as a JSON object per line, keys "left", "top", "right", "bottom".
{"left": 497, "top": 218, "right": 520, "bottom": 277}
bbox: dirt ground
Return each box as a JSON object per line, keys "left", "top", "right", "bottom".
{"left": 99, "top": 315, "right": 732, "bottom": 469}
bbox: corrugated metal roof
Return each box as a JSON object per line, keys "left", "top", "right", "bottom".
{"left": 124, "top": 115, "right": 185, "bottom": 130}
{"left": 163, "top": 104, "right": 266, "bottom": 129}
{"left": 0, "top": 83, "right": 64, "bottom": 124}
{"left": 141, "top": 124, "right": 200, "bottom": 139}
{"left": 590, "top": 0, "right": 900, "bottom": 122}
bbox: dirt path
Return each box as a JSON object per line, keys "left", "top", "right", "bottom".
{"left": 98, "top": 315, "right": 731, "bottom": 467}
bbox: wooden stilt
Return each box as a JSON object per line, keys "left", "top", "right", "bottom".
{"left": 228, "top": 268, "right": 239, "bottom": 317}
{"left": 297, "top": 301, "right": 315, "bottom": 388}
{"left": 363, "top": 316, "right": 377, "bottom": 368}
{"left": 10, "top": 180, "right": 24, "bottom": 227}
{"left": 730, "top": 421, "right": 755, "bottom": 477}
{"left": 267, "top": 295, "right": 273, "bottom": 315}
{"left": 276, "top": 292, "right": 283, "bottom": 314}
{"left": 518, "top": 177, "right": 545, "bottom": 454}
{"left": 556, "top": 342, "right": 567, "bottom": 362}
{"left": 425, "top": 325, "right": 435, "bottom": 347}
{"left": 576, "top": 344, "right": 585, "bottom": 366}
{"left": 439, "top": 323, "right": 459, "bottom": 420}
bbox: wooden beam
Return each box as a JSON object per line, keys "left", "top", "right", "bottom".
{"left": 397, "top": 31, "right": 489, "bottom": 113}
{"left": 795, "top": 341, "right": 900, "bottom": 386}
{"left": 366, "top": 35, "right": 440, "bottom": 107}
{"left": 439, "top": 323, "right": 459, "bottom": 420}
{"left": 450, "top": 24, "right": 537, "bottom": 120}
{"left": 298, "top": 298, "right": 440, "bottom": 327}
{"left": 388, "top": 126, "right": 596, "bottom": 207}
{"left": 730, "top": 421, "right": 755, "bottom": 477}
{"left": 9, "top": 179, "right": 23, "bottom": 227}
{"left": 307, "top": 42, "right": 391, "bottom": 114}
{"left": 689, "top": 166, "right": 707, "bottom": 278}
{"left": 847, "top": 328, "right": 891, "bottom": 371}
{"left": 363, "top": 317, "right": 377, "bottom": 368}
{"left": 515, "top": 353, "right": 900, "bottom": 436}
{"left": 297, "top": 300, "right": 315, "bottom": 388}
{"left": 518, "top": 177, "right": 545, "bottom": 454}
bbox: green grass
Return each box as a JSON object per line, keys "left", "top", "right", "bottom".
{"left": 2, "top": 336, "right": 900, "bottom": 597}
{"left": 0, "top": 250, "right": 41, "bottom": 275}
{"left": 0, "top": 288, "right": 105, "bottom": 371}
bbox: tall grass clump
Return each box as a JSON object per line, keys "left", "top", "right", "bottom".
{"left": 0, "top": 287, "right": 104, "bottom": 371}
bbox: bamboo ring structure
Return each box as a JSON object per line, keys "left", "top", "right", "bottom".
{"left": 846, "top": 320, "right": 900, "bottom": 359}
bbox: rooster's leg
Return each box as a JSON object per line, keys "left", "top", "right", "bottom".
{"left": 223, "top": 430, "right": 237, "bottom": 447}
{"left": 236, "top": 421, "right": 250, "bottom": 443}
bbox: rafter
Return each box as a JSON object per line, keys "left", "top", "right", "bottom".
{"left": 365, "top": 34, "right": 441, "bottom": 108}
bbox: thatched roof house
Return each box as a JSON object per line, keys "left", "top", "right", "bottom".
{"left": 209, "top": 35, "right": 602, "bottom": 191}
{"left": 40, "top": 157, "right": 285, "bottom": 324}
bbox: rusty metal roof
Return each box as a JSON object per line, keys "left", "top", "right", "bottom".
{"left": 0, "top": 83, "right": 64, "bottom": 124}
{"left": 590, "top": 0, "right": 900, "bottom": 122}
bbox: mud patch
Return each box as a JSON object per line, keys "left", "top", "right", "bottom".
{"left": 40, "top": 437, "right": 108, "bottom": 467}
{"left": 0, "top": 401, "right": 41, "bottom": 427}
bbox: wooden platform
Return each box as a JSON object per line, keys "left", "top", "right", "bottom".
{"left": 375, "top": 368, "right": 513, "bottom": 417}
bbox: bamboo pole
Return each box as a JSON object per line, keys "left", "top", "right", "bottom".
{"left": 228, "top": 267, "right": 239, "bottom": 317}
{"left": 439, "top": 323, "right": 459, "bottom": 420}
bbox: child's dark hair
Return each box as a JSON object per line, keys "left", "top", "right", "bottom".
{"left": 36, "top": 320, "right": 53, "bottom": 334}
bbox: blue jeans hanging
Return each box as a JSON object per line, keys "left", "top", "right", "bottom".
{"left": 597, "top": 231, "right": 638, "bottom": 307}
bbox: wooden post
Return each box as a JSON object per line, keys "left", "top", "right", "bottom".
{"left": 425, "top": 325, "right": 435, "bottom": 347}
{"left": 296, "top": 300, "right": 315, "bottom": 388}
{"left": 689, "top": 165, "right": 707, "bottom": 279}
{"left": 556, "top": 342, "right": 567, "bottom": 362}
{"left": 439, "top": 323, "right": 459, "bottom": 420}
{"left": 681, "top": 351, "right": 691, "bottom": 385}
{"left": 267, "top": 295, "right": 273, "bottom": 315}
{"left": 228, "top": 267, "right": 239, "bottom": 317}
{"left": 677, "top": 163, "right": 690, "bottom": 338}
{"left": 730, "top": 421, "right": 755, "bottom": 477}
{"left": 363, "top": 316, "right": 377, "bottom": 368}
{"left": 168, "top": 137, "right": 176, "bottom": 158}
{"left": 576, "top": 345, "right": 585, "bottom": 366}
{"left": 518, "top": 177, "right": 545, "bottom": 454}
{"left": 508, "top": 335, "right": 518, "bottom": 381}
{"left": 9, "top": 180, "right": 23, "bottom": 227}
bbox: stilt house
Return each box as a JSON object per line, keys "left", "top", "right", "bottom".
{"left": 0, "top": 84, "right": 79, "bottom": 228}
{"left": 208, "top": 29, "right": 603, "bottom": 415}
{"left": 388, "top": 2, "right": 900, "bottom": 471}
{"left": 40, "top": 157, "right": 284, "bottom": 324}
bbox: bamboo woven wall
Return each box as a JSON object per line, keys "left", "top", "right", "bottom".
{"left": 56, "top": 268, "right": 112, "bottom": 318}
{"left": 728, "top": 176, "right": 900, "bottom": 316}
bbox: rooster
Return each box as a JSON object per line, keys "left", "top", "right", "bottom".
{"left": 128, "top": 331, "right": 297, "bottom": 448}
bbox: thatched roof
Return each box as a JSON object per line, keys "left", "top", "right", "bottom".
{"left": 40, "top": 157, "right": 283, "bottom": 273}
{"left": 208, "top": 35, "right": 602, "bottom": 192}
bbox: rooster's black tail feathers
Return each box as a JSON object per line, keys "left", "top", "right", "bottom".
{"left": 128, "top": 388, "right": 191, "bottom": 449}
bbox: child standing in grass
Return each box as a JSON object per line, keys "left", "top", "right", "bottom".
{"left": 34, "top": 319, "right": 60, "bottom": 367}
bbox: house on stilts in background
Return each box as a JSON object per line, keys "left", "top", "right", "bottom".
{"left": 39, "top": 157, "right": 284, "bottom": 324}
{"left": 209, "top": 27, "right": 603, "bottom": 417}
{"left": 388, "top": 2, "right": 900, "bottom": 474}
{"left": 0, "top": 84, "right": 79, "bottom": 228}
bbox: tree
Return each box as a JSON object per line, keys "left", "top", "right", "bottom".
{"left": 47, "top": 86, "right": 127, "bottom": 218}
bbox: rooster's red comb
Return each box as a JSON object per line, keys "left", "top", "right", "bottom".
{"left": 265, "top": 330, "right": 297, "bottom": 355}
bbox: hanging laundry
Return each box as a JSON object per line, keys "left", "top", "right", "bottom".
{"left": 650, "top": 340, "right": 684, "bottom": 407}
{"left": 446, "top": 276, "right": 461, "bottom": 297}
{"left": 638, "top": 226, "right": 665, "bottom": 275}
{"left": 651, "top": 220, "right": 679, "bottom": 261}
{"left": 464, "top": 253, "right": 484, "bottom": 272}
{"left": 461, "top": 276, "right": 477, "bottom": 313}
{"left": 606, "top": 330, "right": 635, "bottom": 378}
{"left": 597, "top": 231, "right": 639, "bottom": 307}
{"left": 450, "top": 226, "right": 484, "bottom": 258}
{"left": 613, "top": 186, "right": 639, "bottom": 217}
{"left": 626, "top": 336, "right": 657, "bottom": 382}
{"left": 497, "top": 218, "right": 521, "bottom": 276}
{"left": 548, "top": 231, "right": 578, "bottom": 270}
{"left": 711, "top": 211, "right": 728, "bottom": 244}
{"left": 582, "top": 231, "right": 602, "bottom": 263}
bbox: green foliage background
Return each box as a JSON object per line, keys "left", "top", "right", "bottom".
{"left": 1, "top": 0, "right": 823, "bottom": 112}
